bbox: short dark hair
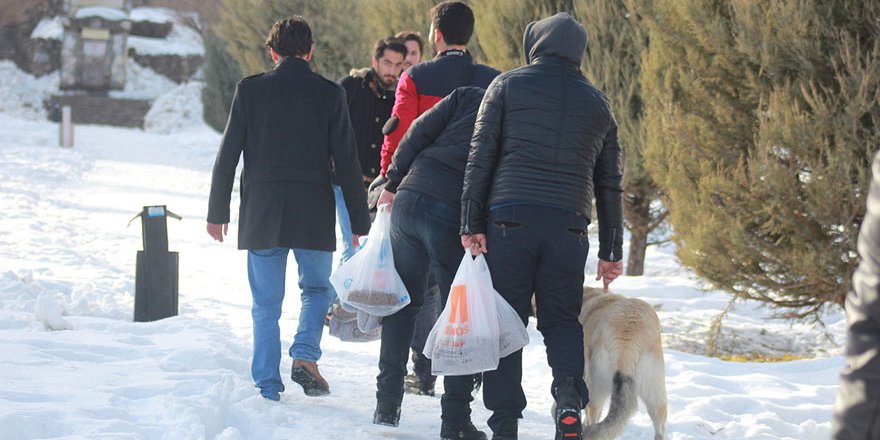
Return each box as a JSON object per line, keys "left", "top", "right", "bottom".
{"left": 374, "top": 38, "right": 407, "bottom": 61}
{"left": 394, "top": 31, "right": 424, "bottom": 55}
{"left": 264, "top": 16, "right": 313, "bottom": 58}
{"left": 429, "top": 1, "right": 474, "bottom": 46}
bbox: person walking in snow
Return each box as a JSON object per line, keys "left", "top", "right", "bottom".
{"left": 375, "top": 86, "right": 488, "bottom": 439}
{"left": 833, "top": 151, "right": 880, "bottom": 439}
{"left": 459, "top": 13, "right": 624, "bottom": 440}
{"left": 371, "top": 2, "right": 498, "bottom": 437}
{"left": 331, "top": 37, "right": 407, "bottom": 265}
{"left": 206, "top": 16, "right": 370, "bottom": 402}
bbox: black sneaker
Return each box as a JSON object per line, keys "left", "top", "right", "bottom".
{"left": 554, "top": 377, "right": 584, "bottom": 440}
{"left": 490, "top": 418, "right": 517, "bottom": 440}
{"left": 440, "top": 421, "right": 487, "bottom": 440}
{"left": 554, "top": 406, "right": 582, "bottom": 440}
{"left": 372, "top": 401, "right": 401, "bottom": 427}
{"left": 404, "top": 373, "right": 436, "bottom": 396}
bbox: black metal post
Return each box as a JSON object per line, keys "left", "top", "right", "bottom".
{"left": 130, "top": 205, "right": 181, "bottom": 322}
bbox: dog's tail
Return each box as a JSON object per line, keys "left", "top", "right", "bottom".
{"left": 584, "top": 371, "right": 638, "bottom": 440}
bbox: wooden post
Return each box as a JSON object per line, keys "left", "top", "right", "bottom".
{"left": 60, "top": 105, "right": 74, "bottom": 147}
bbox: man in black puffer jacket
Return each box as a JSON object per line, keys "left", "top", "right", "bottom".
{"left": 375, "top": 86, "right": 488, "bottom": 440}
{"left": 460, "top": 13, "right": 624, "bottom": 440}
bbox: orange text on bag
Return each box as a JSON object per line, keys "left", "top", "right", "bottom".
{"left": 444, "top": 285, "right": 470, "bottom": 336}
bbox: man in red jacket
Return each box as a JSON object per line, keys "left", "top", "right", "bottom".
{"left": 378, "top": 1, "right": 498, "bottom": 177}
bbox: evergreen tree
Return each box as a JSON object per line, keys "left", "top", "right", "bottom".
{"left": 471, "top": 0, "right": 574, "bottom": 71}
{"left": 360, "top": 0, "right": 437, "bottom": 43}
{"left": 201, "top": 28, "right": 241, "bottom": 132}
{"left": 474, "top": 1, "right": 664, "bottom": 275}
{"left": 214, "top": 0, "right": 368, "bottom": 81}
{"left": 572, "top": 0, "right": 664, "bottom": 275}
{"left": 640, "top": 0, "right": 879, "bottom": 318}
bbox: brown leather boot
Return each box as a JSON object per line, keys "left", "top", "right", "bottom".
{"left": 291, "top": 359, "right": 330, "bottom": 396}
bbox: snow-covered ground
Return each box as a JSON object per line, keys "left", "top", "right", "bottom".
{"left": 0, "top": 64, "right": 848, "bottom": 439}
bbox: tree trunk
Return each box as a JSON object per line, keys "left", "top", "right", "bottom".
{"left": 627, "top": 225, "right": 648, "bottom": 276}
{"left": 624, "top": 184, "right": 652, "bottom": 276}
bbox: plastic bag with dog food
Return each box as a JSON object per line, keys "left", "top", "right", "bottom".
{"left": 330, "top": 205, "right": 410, "bottom": 316}
{"left": 328, "top": 299, "right": 381, "bottom": 342}
{"left": 424, "top": 252, "right": 509, "bottom": 375}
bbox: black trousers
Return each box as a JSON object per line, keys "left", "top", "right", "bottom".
{"left": 376, "top": 190, "right": 476, "bottom": 423}
{"left": 481, "top": 204, "right": 591, "bottom": 433}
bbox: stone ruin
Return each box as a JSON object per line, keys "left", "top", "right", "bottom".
{"left": 2, "top": 0, "right": 205, "bottom": 127}
{"left": 60, "top": 0, "right": 133, "bottom": 91}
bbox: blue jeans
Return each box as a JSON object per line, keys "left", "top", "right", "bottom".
{"left": 377, "top": 190, "right": 476, "bottom": 423}
{"left": 247, "top": 247, "right": 335, "bottom": 394}
{"left": 333, "top": 185, "right": 356, "bottom": 264}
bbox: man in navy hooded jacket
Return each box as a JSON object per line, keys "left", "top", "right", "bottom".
{"left": 461, "top": 13, "right": 624, "bottom": 440}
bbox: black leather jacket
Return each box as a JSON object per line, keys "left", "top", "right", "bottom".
{"left": 385, "top": 87, "right": 485, "bottom": 207}
{"left": 460, "top": 13, "right": 623, "bottom": 261}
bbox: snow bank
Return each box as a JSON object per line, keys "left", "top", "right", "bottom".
{"left": 128, "top": 7, "right": 204, "bottom": 56}
{"left": 0, "top": 61, "right": 58, "bottom": 120}
{"left": 144, "top": 81, "right": 205, "bottom": 133}
{"left": 30, "top": 16, "right": 64, "bottom": 40}
{"left": 130, "top": 7, "right": 174, "bottom": 24}
{"left": 75, "top": 6, "right": 127, "bottom": 21}
{"left": 109, "top": 59, "right": 178, "bottom": 100}
{"left": 30, "top": 8, "right": 204, "bottom": 56}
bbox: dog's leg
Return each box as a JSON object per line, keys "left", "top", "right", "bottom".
{"left": 647, "top": 401, "right": 667, "bottom": 440}
{"left": 638, "top": 351, "right": 667, "bottom": 440}
{"left": 585, "top": 399, "right": 605, "bottom": 426}
{"left": 584, "top": 349, "right": 611, "bottom": 427}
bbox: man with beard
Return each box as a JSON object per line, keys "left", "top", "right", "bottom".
{"left": 332, "top": 38, "right": 406, "bottom": 263}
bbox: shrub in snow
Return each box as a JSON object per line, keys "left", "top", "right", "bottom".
{"left": 641, "top": 1, "right": 878, "bottom": 318}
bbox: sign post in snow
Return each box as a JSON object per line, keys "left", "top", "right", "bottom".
{"left": 60, "top": 106, "right": 73, "bottom": 147}
{"left": 129, "top": 205, "right": 181, "bottom": 322}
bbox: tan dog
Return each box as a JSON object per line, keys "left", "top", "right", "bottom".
{"left": 579, "top": 286, "right": 667, "bottom": 440}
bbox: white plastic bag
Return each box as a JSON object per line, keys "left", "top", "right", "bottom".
{"left": 330, "top": 205, "right": 410, "bottom": 317}
{"left": 356, "top": 309, "right": 382, "bottom": 333}
{"left": 328, "top": 299, "right": 381, "bottom": 342}
{"left": 478, "top": 258, "right": 530, "bottom": 357}
{"left": 424, "top": 252, "right": 501, "bottom": 375}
